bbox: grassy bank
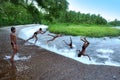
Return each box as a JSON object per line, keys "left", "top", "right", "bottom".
{"left": 48, "top": 23, "right": 120, "bottom": 37}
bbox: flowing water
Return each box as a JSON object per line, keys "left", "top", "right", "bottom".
{"left": 18, "top": 24, "right": 120, "bottom": 67}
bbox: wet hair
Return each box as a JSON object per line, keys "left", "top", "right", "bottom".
{"left": 11, "top": 27, "right": 15, "bottom": 32}
{"left": 39, "top": 28, "right": 42, "bottom": 31}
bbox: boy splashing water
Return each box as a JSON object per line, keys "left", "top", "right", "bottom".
{"left": 47, "top": 34, "right": 62, "bottom": 43}
{"left": 25, "top": 28, "right": 46, "bottom": 44}
{"left": 77, "top": 37, "right": 91, "bottom": 60}
{"left": 63, "top": 37, "right": 73, "bottom": 49}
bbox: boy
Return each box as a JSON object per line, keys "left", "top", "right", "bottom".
{"left": 78, "top": 37, "right": 91, "bottom": 60}
{"left": 47, "top": 34, "right": 62, "bottom": 43}
{"left": 26, "top": 28, "right": 46, "bottom": 44}
{"left": 10, "top": 27, "right": 18, "bottom": 62}
{"left": 63, "top": 37, "right": 73, "bottom": 49}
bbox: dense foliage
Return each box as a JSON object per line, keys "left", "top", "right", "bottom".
{"left": 0, "top": 0, "right": 119, "bottom": 27}
{"left": 0, "top": 2, "right": 33, "bottom": 26}
{"left": 59, "top": 11, "right": 107, "bottom": 24}
{"left": 108, "top": 19, "right": 120, "bottom": 26}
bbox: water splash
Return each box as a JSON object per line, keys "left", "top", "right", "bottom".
{"left": 18, "top": 24, "right": 120, "bottom": 67}
{"left": 4, "top": 53, "right": 31, "bottom": 61}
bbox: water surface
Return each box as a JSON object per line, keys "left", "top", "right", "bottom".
{"left": 18, "top": 24, "right": 120, "bottom": 67}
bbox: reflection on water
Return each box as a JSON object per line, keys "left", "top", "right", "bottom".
{"left": 0, "top": 59, "right": 30, "bottom": 80}
{"left": 10, "top": 61, "right": 17, "bottom": 80}
{"left": 0, "top": 59, "right": 16, "bottom": 80}
{"left": 4, "top": 53, "right": 31, "bottom": 61}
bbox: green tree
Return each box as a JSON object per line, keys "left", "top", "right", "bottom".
{"left": 27, "top": 4, "right": 43, "bottom": 23}
{"left": 0, "top": 2, "right": 33, "bottom": 26}
{"left": 109, "top": 19, "right": 120, "bottom": 26}
{"left": 36, "top": 0, "right": 69, "bottom": 22}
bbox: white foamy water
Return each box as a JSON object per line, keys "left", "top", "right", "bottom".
{"left": 4, "top": 53, "right": 31, "bottom": 61}
{"left": 18, "top": 24, "right": 48, "bottom": 40}
{"left": 18, "top": 24, "right": 120, "bottom": 67}
{"left": 96, "top": 49, "right": 114, "bottom": 54}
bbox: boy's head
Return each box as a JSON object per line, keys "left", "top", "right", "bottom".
{"left": 11, "top": 27, "right": 16, "bottom": 33}
{"left": 39, "top": 28, "right": 42, "bottom": 31}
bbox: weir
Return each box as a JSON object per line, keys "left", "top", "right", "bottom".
{"left": 18, "top": 24, "right": 120, "bottom": 67}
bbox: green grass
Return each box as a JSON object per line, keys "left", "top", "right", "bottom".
{"left": 48, "top": 23, "right": 120, "bottom": 37}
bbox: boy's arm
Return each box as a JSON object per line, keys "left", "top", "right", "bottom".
{"left": 41, "top": 30, "right": 47, "bottom": 34}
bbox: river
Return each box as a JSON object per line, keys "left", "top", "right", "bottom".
{"left": 18, "top": 24, "right": 120, "bottom": 67}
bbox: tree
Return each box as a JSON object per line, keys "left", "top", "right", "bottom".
{"left": 36, "top": 0, "right": 69, "bottom": 22}
{"left": 27, "top": 4, "right": 43, "bottom": 23}
{"left": 109, "top": 19, "right": 120, "bottom": 26}
{"left": 0, "top": 2, "right": 33, "bottom": 26}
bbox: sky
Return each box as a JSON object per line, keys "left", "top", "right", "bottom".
{"left": 67, "top": 0, "right": 120, "bottom": 21}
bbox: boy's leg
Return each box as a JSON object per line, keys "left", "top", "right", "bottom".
{"left": 47, "top": 39, "right": 53, "bottom": 43}
{"left": 26, "top": 37, "right": 33, "bottom": 42}
{"left": 82, "top": 42, "right": 89, "bottom": 49}
{"left": 85, "top": 41, "right": 89, "bottom": 46}
{"left": 63, "top": 40, "right": 69, "bottom": 46}
{"left": 34, "top": 36, "right": 38, "bottom": 44}
{"left": 11, "top": 46, "right": 17, "bottom": 62}
{"left": 83, "top": 38, "right": 90, "bottom": 48}
{"left": 83, "top": 54, "right": 91, "bottom": 61}
{"left": 26, "top": 35, "right": 34, "bottom": 42}
{"left": 84, "top": 37, "right": 89, "bottom": 43}
{"left": 70, "top": 37, "right": 72, "bottom": 43}
{"left": 81, "top": 38, "right": 86, "bottom": 42}
{"left": 48, "top": 34, "right": 55, "bottom": 37}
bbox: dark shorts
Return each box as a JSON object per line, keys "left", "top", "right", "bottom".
{"left": 11, "top": 42, "right": 16, "bottom": 46}
{"left": 11, "top": 42, "right": 13, "bottom": 45}
{"left": 34, "top": 32, "right": 37, "bottom": 35}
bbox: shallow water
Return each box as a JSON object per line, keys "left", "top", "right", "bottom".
{"left": 0, "top": 59, "right": 30, "bottom": 80}
{"left": 18, "top": 24, "right": 120, "bottom": 67}
{"left": 4, "top": 53, "right": 31, "bottom": 61}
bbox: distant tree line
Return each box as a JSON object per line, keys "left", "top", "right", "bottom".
{"left": 0, "top": 0, "right": 119, "bottom": 27}
{"left": 108, "top": 19, "right": 120, "bottom": 26}
{"left": 58, "top": 11, "right": 107, "bottom": 24}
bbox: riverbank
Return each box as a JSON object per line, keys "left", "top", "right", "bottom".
{"left": 48, "top": 23, "right": 120, "bottom": 37}
{"left": 0, "top": 24, "right": 120, "bottom": 80}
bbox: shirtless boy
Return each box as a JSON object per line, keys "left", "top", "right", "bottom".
{"left": 78, "top": 37, "right": 91, "bottom": 60}
{"left": 26, "top": 28, "right": 46, "bottom": 44}
{"left": 63, "top": 37, "right": 73, "bottom": 49}
{"left": 47, "top": 34, "right": 62, "bottom": 43}
{"left": 10, "top": 27, "right": 18, "bottom": 62}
